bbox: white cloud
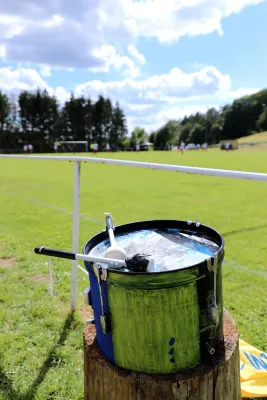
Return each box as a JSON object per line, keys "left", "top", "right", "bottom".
{"left": 90, "top": 45, "right": 140, "bottom": 77}
{"left": 74, "top": 65, "right": 259, "bottom": 131}
{"left": 127, "top": 104, "right": 216, "bottom": 132}
{"left": 0, "top": 66, "right": 69, "bottom": 105}
{"left": 52, "top": 86, "right": 71, "bottom": 104}
{"left": 0, "top": 67, "right": 48, "bottom": 92}
{"left": 128, "top": 104, "right": 154, "bottom": 111}
{"left": 124, "top": 0, "right": 267, "bottom": 43}
{"left": 40, "top": 65, "right": 51, "bottom": 77}
{"left": 217, "top": 87, "right": 260, "bottom": 101}
{"left": 0, "top": 1, "right": 136, "bottom": 75}
{"left": 0, "top": 0, "right": 266, "bottom": 73}
{"left": 75, "top": 66, "right": 231, "bottom": 104}
{"left": 127, "top": 45, "right": 146, "bottom": 65}
{"left": 0, "top": 45, "right": 6, "bottom": 58}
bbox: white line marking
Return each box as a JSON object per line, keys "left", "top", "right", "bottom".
{"left": 3, "top": 191, "right": 104, "bottom": 225}
{"left": 78, "top": 264, "right": 89, "bottom": 276}
{"left": 224, "top": 261, "right": 267, "bottom": 278}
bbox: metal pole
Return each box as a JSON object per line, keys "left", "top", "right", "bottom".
{"left": 1, "top": 154, "right": 267, "bottom": 182}
{"left": 71, "top": 161, "right": 80, "bottom": 311}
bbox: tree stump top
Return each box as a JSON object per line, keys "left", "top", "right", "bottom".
{"left": 84, "top": 310, "right": 240, "bottom": 399}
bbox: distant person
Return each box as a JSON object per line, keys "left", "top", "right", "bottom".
{"left": 225, "top": 142, "right": 230, "bottom": 152}
{"left": 136, "top": 144, "right": 140, "bottom": 152}
{"left": 180, "top": 141, "right": 185, "bottom": 154}
{"left": 23, "top": 144, "right": 28, "bottom": 154}
{"left": 203, "top": 142, "right": 208, "bottom": 151}
{"left": 28, "top": 143, "right": 33, "bottom": 154}
{"left": 106, "top": 143, "right": 110, "bottom": 152}
{"left": 93, "top": 143, "right": 98, "bottom": 154}
{"left": 54, "top": 143, "right": 58, "bottom": 153}
{"left": 197, "top": 143, "right": 200, "bottom": 150}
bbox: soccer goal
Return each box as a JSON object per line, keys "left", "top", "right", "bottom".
{"left": 55, "top": 141, "right": 88, "bottom": 153}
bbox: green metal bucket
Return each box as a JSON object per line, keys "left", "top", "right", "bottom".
{"left": 84, "top": 219, "right": 224, "bottom": 374}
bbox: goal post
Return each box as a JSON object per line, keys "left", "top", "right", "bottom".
{"left": 55, "top": 141, "right": 88, "bottom": 153}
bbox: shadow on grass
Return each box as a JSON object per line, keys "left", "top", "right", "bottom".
{"left": 0, "top": 311, "right": 75, "bottom": 400}
{"left": 223, "top": 223, "right": 267, "bottom": 238}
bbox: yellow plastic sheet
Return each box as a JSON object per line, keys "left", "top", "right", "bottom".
{"left": 239, "top": 339, "right": 267, "bottom": 398}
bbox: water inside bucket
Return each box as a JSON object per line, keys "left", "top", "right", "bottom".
{"left": 89, "top": 228, "right": 219, "bottom": 272}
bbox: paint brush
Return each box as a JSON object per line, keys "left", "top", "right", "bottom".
{"left": 34, "top": 247, "right": 155, "bottom": 272}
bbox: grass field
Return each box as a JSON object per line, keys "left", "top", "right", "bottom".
{"left": 0, "top": 149, "right": 267, "bottom": 400}
{"left": 238, "top": 131, "right": 267, "bottom": 144}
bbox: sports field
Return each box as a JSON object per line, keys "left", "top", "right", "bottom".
{"left": 0, "top": 148, "right": 266, "bottom": 400}
{"left": 238, "top": 131, "right": 267, "bottom": 144}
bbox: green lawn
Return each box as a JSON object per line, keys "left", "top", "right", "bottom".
{"left": 0, "top": 149, "right": 266, "bottom": 399}
{"left": 238, "top": 131, "right": 267, "bottom": 144}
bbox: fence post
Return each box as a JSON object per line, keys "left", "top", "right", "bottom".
{"left": 71, "top": 161, "right": 81, "bottom": 311}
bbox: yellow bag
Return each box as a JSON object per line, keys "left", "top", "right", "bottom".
{"left": 239, "top": 339, "right": 267, "bottom": 398}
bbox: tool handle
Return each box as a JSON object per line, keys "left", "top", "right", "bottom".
{"left": 105, "top": 212, "right": 114, "bottom": 231}
{"left": 105, "top": 213, "right": 117, "bottom": 247}
{"left": 34, "top": 246, "right": 126, "bottom": 268}
{"left": 34, "top": 247, "right": 76, "bottom": 260}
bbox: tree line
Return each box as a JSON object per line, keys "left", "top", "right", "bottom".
{"left": 149, "top": 89, "right": 267, "bottom": 149}
{"left": 1, "top": 88, "right": 267, "bottom": 152}
{"left": 0, "top": 90, "right": 128, "bottom": 152}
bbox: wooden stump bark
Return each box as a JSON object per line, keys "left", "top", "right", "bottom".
{"left": 84, "top": 310, "right": 241, "bottom": 400}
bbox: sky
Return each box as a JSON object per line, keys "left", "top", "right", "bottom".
{"left": 0, "top": 0, "right": 267, "bottom": 133}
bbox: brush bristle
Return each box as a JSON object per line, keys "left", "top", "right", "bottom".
{"left": 125, "top": 254, "right": 149, "bottom": 272}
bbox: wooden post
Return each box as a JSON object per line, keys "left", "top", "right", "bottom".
{"left": 84, "top": 310, "right": 241, "bottom": 400}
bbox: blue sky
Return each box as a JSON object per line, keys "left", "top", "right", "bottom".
{"left": 0, "top": 0, "right": 266, "bottom": 132}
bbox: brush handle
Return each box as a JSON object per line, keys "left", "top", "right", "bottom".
{"left": 105, "top": 213, "right": 114, "bottom": 230}
{"left": 34, "top": 246, "right": 126, "bottom": 268}
{"left": 34, "top": 247, "right": 76, "bottom": 260}
{"left": 105, "top": 213, "right": 117, "bottom": 247}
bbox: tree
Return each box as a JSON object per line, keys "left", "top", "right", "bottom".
{"left": 256, "top": 107, "right": 267, "bottom": 131}
{"left": 205, "top": 108, "right": 219, "bottom": 143}
{"left": 59, "top": 94, "right": 88, "bottom": 141}
{"left": 84, "top": 99, "right": 93, "bottom": 142}
{"left": 130, "top": 127, "right": 147, "bottom": 147}
{"left": 154, "top": 120, "right": 180, "bottom": 148}
{"left": 210, "top": 123, "right": 223, "bottom": 143}
{"left": 18, "top": 91, "right": 33, "bottom": 143}
{"left": 221, "top": 98, "right": 262, "bottom": 139}
{"left": 188, "top": 123, "right": 206, "bottom": 144}
{"left": 18, "top": 89, "right": 59, "bottom": 151}
{"left": 0, "top": 91, "right": 10, "bottom": 149}
{"left": 103, "top": 98, "right": 113, "bottom": 144}
{"left": 92, "top": 95, "right": 106, "bottom": 147}
{"left": 179, "top": 122, "right": 192, "bottom": 144}
{"left": 7, "top": 95, "right": 20, "bottom": 148}
{"left": 3, "top": 85, "right": 267, "bottom": 154}
{"left": 38, "top": 90, "right": 59, "bottom": 149}
{"left": 149, "top": 132, "right": 155, "bottom": 144}
{"left": 110, "top": 102, "right": 128, "bottom": 149}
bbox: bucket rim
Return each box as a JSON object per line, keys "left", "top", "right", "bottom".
{"left": 83, "top": 219, "right": 224, "bottom": 276}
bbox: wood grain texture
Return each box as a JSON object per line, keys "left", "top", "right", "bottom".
{"left": 84, "top": 310, "right": 241, "bottom": 400}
